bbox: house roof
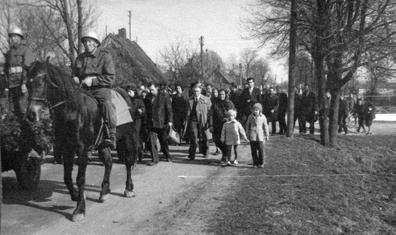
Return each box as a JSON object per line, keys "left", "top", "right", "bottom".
{"left": 101, "top": 33, "right": 166, "bottom": 86}
{"left": 207, "top": 67, "right": 236, "bottom": 87}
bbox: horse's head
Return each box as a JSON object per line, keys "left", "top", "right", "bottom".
{"left": 26, "top": 61, "right": 57, "bottom": 122}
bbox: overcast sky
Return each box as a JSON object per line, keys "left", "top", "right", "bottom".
{"left": 96, "top": 0, "right": 287, "bottom": 81}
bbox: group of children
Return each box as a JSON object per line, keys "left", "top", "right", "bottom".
{"left": 220, "top": 102, "right": 269, "bottom": 168}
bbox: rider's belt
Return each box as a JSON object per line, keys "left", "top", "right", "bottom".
{"left": 9, "top": 66, "right": 23, "bottom": 74}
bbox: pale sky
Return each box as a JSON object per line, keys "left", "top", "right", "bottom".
{"left": 96, "top": 0, "right": 287, "bottom": 81}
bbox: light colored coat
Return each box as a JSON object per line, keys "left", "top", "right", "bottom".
{"left": 185, "top": 95, "right": 212, "bottom": 129}
{"left": 245, "top": 113, "right": 269, "bottom": 141}
{"left": 220, "top": 119, "right": 247, "bottom": 145}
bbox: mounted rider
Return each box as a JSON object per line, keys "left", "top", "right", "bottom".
{"left": 3, "top": 27, "right": 34, "bottom": 119}
{"left": 73, "top": 31, "right": 117, "bottom": 149}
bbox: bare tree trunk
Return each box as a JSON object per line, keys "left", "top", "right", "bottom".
{"left": 329, "top": 88, "right": 340, "bottom": 147}
{"left": 60, "top": 0, "right": 76, "bottom": 68}
{"left": 0, "top": 138, "right": 2, "bottom": 234}
{"left": 286, "top": 0, "right": 297, "bottom": 138}
{"left": 76, "top": 0, "right": 83, "bottom": 54}
{"left": 315, "top": 0, "right": 329, "bottom": 146}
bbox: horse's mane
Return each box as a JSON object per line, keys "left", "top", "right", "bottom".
{"left": 29, "top": 61, "right": 91, "bottom": 100}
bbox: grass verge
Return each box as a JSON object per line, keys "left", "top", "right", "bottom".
{"left": 208, "top": 135, "right": 396, "bottom": 234}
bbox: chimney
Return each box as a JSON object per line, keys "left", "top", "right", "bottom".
{"left": 118, "top": 28, "right": 127, "bottom": 39}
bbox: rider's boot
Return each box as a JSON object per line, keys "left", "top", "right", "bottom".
{"left": 104, "top": 127, "right": 116, "bottom": 150}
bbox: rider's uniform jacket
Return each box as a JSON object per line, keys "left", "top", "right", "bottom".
{"left": 4, "top": 44, "right": 34, "bottom": 89}
{"left": 74, "top": 48, "right": 115, "bottom": 88}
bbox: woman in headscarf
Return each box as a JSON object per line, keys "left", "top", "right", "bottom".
{"left": 212, "top": 89, "right": 235, "bottom": 161}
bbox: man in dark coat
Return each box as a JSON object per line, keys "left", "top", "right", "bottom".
{"left": 338, "top": 96, "right": 349, "bottom": 134}
{"left": 172, "top": 84, "right": 188, "bottom": 142}
{"left": 276, "top": 86, "right": 288, "bottom": 134}
{"left": 240, "top": 77, "right": 261, "bottom": 125}
{"left": 300, "top": 85, "right": 317, "bottom": 134}
{"left": 294, "top": 86, "right": 303, "bottom": 129}
{"left": 126, "top": 85, "right": 146, "bottom": 161}
{"left": 145, "top": 82, "right": 173, "bottom": 164}
{"left": 229, "top": 84, "right": 241, "bottom": 120}
{"left": 263, "top": 87, "right": 279, "bottom": 134}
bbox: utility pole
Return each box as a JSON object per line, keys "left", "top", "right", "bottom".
{"left": 105, "top": 25, "right": 108, "bottom": 37}
{"left": 239, "top": 63, "right": 242, "bottom": 87}
{"left": 199, "top": 36, "right": 204, "bottom": 82}
{"left": 128, "top": 10, "right": 132, "bottom": 40}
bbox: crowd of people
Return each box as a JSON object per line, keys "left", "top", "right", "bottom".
{"left": 1, "top": 26, "right": 377, "bottom": 168}
{"left": 122, "top": 77, "right": 377, "bottom": 167}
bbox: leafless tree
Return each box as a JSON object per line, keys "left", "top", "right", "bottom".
{"left": 240, "top": 48, "right": 259, "bottom": 78}
{"left": 15, "top": 0, "right": 99, "bottom": 68}
{"left": 245, "top": 0, "right": 396, "bottom": 146}
{"left": 160, "top": 41, "right": 196, "bottom": 84}
{"left": 248, "top": 58, "right": 270, "bottom": 84}
{"left": 0, "top": 0, "right": 15, "bottom": 55}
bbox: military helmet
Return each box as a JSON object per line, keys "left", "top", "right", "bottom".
{"left": 9, "top": 27, "right": 24, "bottom": 39}
{"left": 81, "top": 31, "right": 101, "bottom": 46}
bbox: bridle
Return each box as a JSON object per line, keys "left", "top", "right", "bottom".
{"left": 28, "top": 71, "right": 67, "bottom": 110}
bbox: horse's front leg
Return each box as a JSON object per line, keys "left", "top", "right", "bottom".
{"left": 72, "top": 151, "right": 88, "bottom": 222}
{"left": 98, "top": 147, "right": 112, "bottom": 202}
{"left": 63, "top": 150, "right": 78, "bottom": 201}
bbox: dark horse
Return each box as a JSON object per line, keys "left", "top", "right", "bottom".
{"left": 26, "top": 61, "right": 138, "bottom": 222}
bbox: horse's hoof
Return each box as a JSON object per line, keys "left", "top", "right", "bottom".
{"left": 99, "top": 193, "right": 109, "bottom": 203}
{"left": 124, "top": 190, "right": 136, "bottom": 198}
{"left": 72, "top": 212, "right": 85, "bottom": 222}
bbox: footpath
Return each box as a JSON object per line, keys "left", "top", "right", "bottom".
{"left": 375, "top": 113, "right": 396, "bottom": 122}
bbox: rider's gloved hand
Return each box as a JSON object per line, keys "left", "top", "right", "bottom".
{"left": 21, "top": 84, "right": 28, "bottom": 93}
{"left": 73, "top": 76, "right": 80, "bottom": 85}
{"left": 82, "top": 77, "right": 94, "bottom": 87}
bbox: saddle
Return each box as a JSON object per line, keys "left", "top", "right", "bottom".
{"left": 111, "top": 89, "right": 133, "bottom": 126}
{"left": 89, "top": 88, "right": 133, "bottom": 150}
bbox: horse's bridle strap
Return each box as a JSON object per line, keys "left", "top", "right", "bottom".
{"left": 50, "top": 100, "right": 67, "bottom": 110}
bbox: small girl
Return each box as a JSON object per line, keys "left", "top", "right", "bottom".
{"left": 220, "top": 109, "right": 248, "bottom": 166}
{"left": 245, "top": 103, "right": 269, "bottom": 168}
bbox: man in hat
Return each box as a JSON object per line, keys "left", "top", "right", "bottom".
{"left": 74, "top": 31, "right": 117, "bottom": 149}
{"left": 3, "top": 27, "right": 34, "bottom": 119}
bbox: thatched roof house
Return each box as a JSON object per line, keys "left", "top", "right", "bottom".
{"left": 207, "top": 65, "right": 236, "bottom": 88}
{"left": 101, "top": 28, "right": 166, "bottom": 87}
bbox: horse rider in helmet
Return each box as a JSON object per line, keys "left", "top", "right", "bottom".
{"left": 73, "top": 31, "right": 117, "bottom": 149}
{"left": 4, "top": 26, "right": 34, "bottom": 119}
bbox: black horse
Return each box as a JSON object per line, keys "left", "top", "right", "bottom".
{"left": 26, "top": 61, "right": 138, "bottom": 222}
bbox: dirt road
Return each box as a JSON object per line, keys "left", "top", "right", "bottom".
{"left": 2, "top": 143, "right": 248, "bottom": 235}
{"left": 2, "top": 121, "right": 395, "bottom": 235}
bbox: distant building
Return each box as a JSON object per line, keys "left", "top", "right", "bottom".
{"left": 206, "top": 65, "right": 236, "bottom": 88}
{"left": 101, "top": 28, "right": 167, "bottom": 87}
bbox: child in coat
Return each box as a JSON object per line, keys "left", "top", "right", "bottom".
{"left": 220, "top": 109, "right": 248, "bottom": 166}
{"left": 245, "top": 103, "right": 269, "bottom": 168}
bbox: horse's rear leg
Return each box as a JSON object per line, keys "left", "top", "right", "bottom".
{"left": 124, "top": 162, "right": 135, "bottom": 198}
{"left": 63, "top": 152, "right": 78, "bottom": 201}
{"left": 123, "top": 136, "right": 137, "bottom": 198}
{"left": 72, "top": 152, "right": 88, "bottom": 222}
{"left": 98, "top": 147, "right": 112, "bottom": 202}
